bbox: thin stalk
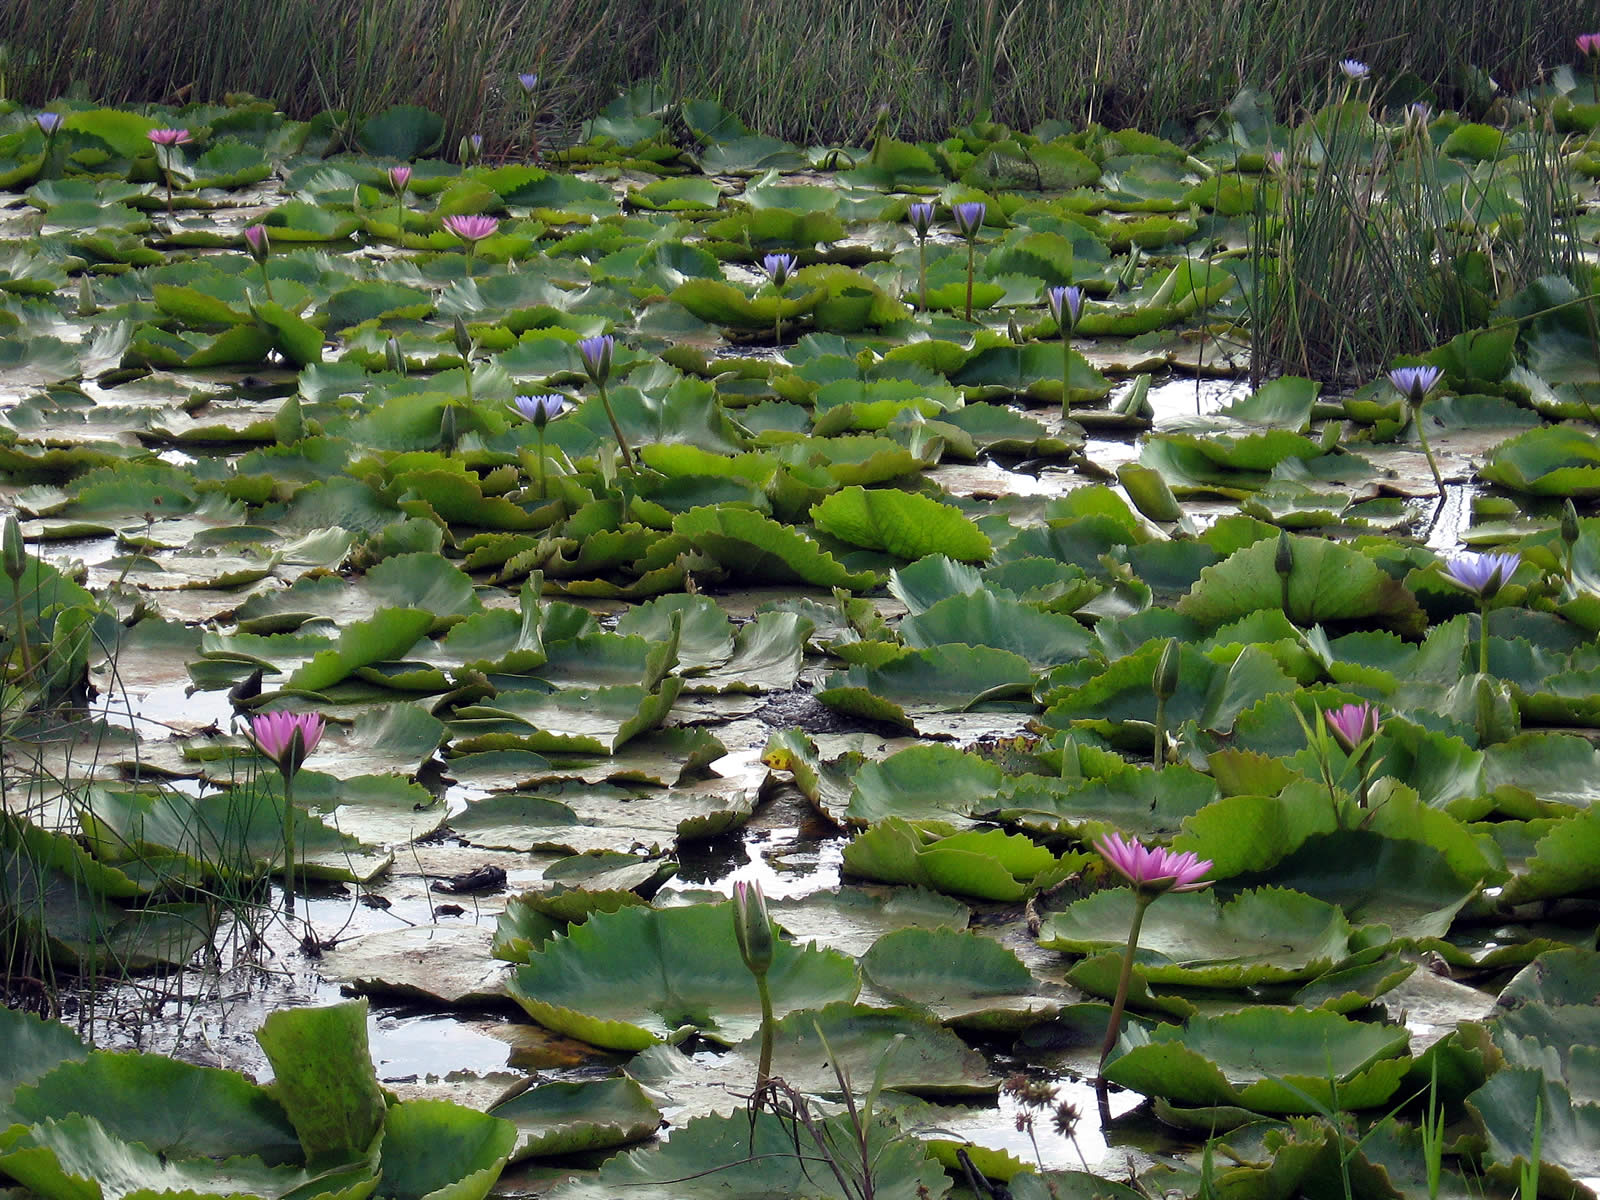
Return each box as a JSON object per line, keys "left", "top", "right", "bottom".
{"left": 1060, "top": 333, "right": 1072, "bottom": 419}
{"left": 1097, "top": 891, "right": 1153, "bottom": 1069}
{"left": 1413, "top": 400, "right": 1443, "bottom": 494}
{"left": 1478, "top": 600, "right": 1491, "bottom": 676}
{"left": 917, "top": 238, "right": 927, "bottom": 313}
{"left": 1152, "top": 694, "right": 1167, "bottom": 769}
{"left": 281, "top": 771, "right": 297, "bottom": 915}
{"left": 596, "top": 381, "right": 634, "bottom": 469}
{"left": 755, "top": 972, "right": 775, "bottom": 1088}
{"left": 535, "top": 428, "right": 548, "bottom": 499}
{"left": 964, "top": 238, "right": 976, "bottom": 322}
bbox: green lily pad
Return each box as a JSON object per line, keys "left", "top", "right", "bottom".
{"left": 488, "top": 1077, "right": 661, "bottom": 1162}
{"left": 503, "top": 901, "right": 860, "bottom": 1049}
{"left": 862, "top": 928, "right": 1063, "bottom": 1030}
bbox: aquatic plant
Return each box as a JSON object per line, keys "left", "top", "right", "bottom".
{"left": 243, "top": 224, "right": 273, "bottom": 302}
{"left": 1092, "top": 832, "right": 1212, "bottom": 1067}
{"left": 387, "top": 163, "right": 411, "bottom": 230}
{"left": 1388, "top": 364, "right": 1445, "bottom": 494}
{"left": 577, "top": 333, "right": 634, "bottom": 469}
{"left": 513, "top": 392, "right": 570, "bottom": 498}
{"left": 762, "top": 252, "right": 796, "bottom": 345}
{"left": 952, "top": 200, "right": 985, "bottom": 321}
{"left": 248, "top": 710, "right": 324, "bottom": 914}
{"left": 1443, "top": 550, "right": 1521, "bottom": 674}
{"left": 1046, "top": 285, "right": 1083, "bottom": 419}
{"left": 731, "top": 879, "right": 776, "bottom": 1087}
{"left": 147, "top": 127, "right": 190, "bottom": 213}
{"left": 441, "top": 212, "right": 498, "bottom": 274}
{"left": 906, "top": 201, "right": 934, "bottom": 312}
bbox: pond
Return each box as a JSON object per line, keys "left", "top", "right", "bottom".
{"left": 3, "top": 75, "right": 1600, "bottom": 1200}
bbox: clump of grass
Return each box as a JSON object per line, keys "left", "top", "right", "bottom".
{"left": 0, "top": 0, "right": 1588, "bottom": 147}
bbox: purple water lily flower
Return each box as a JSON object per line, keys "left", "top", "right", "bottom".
{"left": 36, "top": 112, "right": 62, "bottom": 135}
{"left": 952, "top": 200, "right": 986, "bottom": 240}
{"left": 1387, "top": 365, "right": 1443, "bottom": 404}
{"left": 513, "top": 393, "right": 568, "bottom": 428}
{"left": 1047, "top": 285, "right": 1084, "bottom": 331}
{"left": 1443, "top": 551, "right": 1520, "bottom": 598}
{"left": 761, "top": 253, "right": 797, "bottom": 288}
{"left": 577, "top": 333, "right": 614, "bottom": 386}
{"left": 243, "top": 224, "right": 269, "bottom": 262}
{"left": 442, "top": 214, "right": 499, "bottom": 243}
{"left": 518, "top": 72, "right": 539, "bottom": 92}
{"left": 1325, "top": 702, "right": 1380, "bottom": 752}
{"left": 1095, "top": 831, "right": 1212, "bottom": 895}
{"left": 907, "top": 201, "right": 936, "bottom": 238}
{"left": 1339, "top": 59, "right": 1370, "bottom": 80}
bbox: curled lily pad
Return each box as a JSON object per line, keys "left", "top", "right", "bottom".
{"left": 1037, "top": 886, "right": 1360, "bottom": 987}
{"left": 488, "top": 1077, "right": 661, "bottom": 1162}
{"left": 862, "top": 927, "right": 1063, "bottom": 1030}
{"left": 843, "top": 817, "right": 1083, "bottom": 902}
{"left": 1103, "top": 1007, "right": 1412, "bottom": 1113}
{"left": 503, "top": 901, "right": 860, "bottom": 1050}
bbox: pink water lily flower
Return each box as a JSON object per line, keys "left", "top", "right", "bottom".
{"left": 1095, "top": 831, "right": 1211, "bottom": 894}
{"left": 388, "top": 165, "right": 412, "bottom": 193}
{"left": 1578, "top": 33, "right": 1600, "bottom": 56}
{"left": 250, "top": 711, "right": 324, "bottom": 775}
{"left": 1325, "top": 702, "right": 1380, "bottom": 751}
{"left": 442, "top": 214, "right": 499, "bottom": 243}
{"left": 147, "top": 128, "right": 192, "bottom": 147}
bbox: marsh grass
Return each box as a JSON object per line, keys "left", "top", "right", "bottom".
{"left": 1242, "top": 97, "right": 1586, "bottom": 385}
{"left": 0, "top": 0, "right": 1587, "bottom": 147}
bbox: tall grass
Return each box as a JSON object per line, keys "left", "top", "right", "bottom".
{"left": 0, "top": 0, "right": 1588, "bottom": 147}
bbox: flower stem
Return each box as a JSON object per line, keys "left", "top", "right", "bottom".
{"left": 535, "top": 428, "right": 548, "bottom": 500}
{"left": 755, "top": 972, "right": 775, "bottom": 1088}
{"left": 964, "top": 239, "right": 975, "bottom": 322}
{"left": 1478, "top": 599, "right": 1490, "bottom": 676}
{"left": 1152, "top": 694, "right": 1167, "bottom": 769}
{"left": 597, "top": 381, "right": 634, "bottom": 469}
{"left": 1097, "top": 892, "right": 1153, "bottom": 1070}
{"left": 282, "top": 771, "right": 297, "bottom": 915}
{"left": 1060, "top": 334, "right": 1072, "bottom": 419}
{"left": 1414, "top": 401, "right": 1443, "bottom": 495}
{"left": 257, "top": 263, "right": 275, "bottom": 304}
{"left": 917, "top": 240, "right": 927, "bottom": 313}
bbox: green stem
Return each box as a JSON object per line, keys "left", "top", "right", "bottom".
{"left": 774, "top": 284, "right": 783, "bottom": 347}
{"left": 964, "top": 240, "right": 975, "bottom": 322}
{"left": 1479, "top": 599, "right": 1490, "bottom": 676}
{"left": 258, "top": 263, "right": 274, "bottom": 304}
{"left": 282, "top": 770, "right": 296, "bottom": 915}
{"left": 462, "top": 359, "right": 474, "bottom": 413}
{"left": 10, "top": 588, "right": 35, "bottom": 679}
{"left": 755, "top": 972, "right": 775, "bottom": 1088}
{"left": 1060, "top": 333, "right": 1072, "bottom": 419}
{"left": 1354, "top": 744, "right": 1370, "bottom": 809}
{"left": 464, "top": 244, "right": 475, "bottom": 276}
{"left": 1097, "top": 892, "right": 1152, "bottom": 1070}
{"left": 535, "top": 429, "right": 548, "bottom": 500}
{"left": 597, "top": 382, "right": 635, "bottom": 469}
{"left": 1153, "top": 694, "right": 1167, "bottom": 769}
{"left": 917, "top": 239, "right": 927, "bottom": 313}
{"left": 1414, "top": 401, "right": 1443, "bottom": 495}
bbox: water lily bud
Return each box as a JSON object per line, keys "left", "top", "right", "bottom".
{"left": 1007, "top": 316, "right": 1024, "bottom": 344}
{"left": 732, "top": 880, "right": 775, "bottom": 977}
{"left": 1154, "top": 637, "right": 1181, "bottom": 701}
{"left": 1275, "top": 530, "right": 1294, "bottom": 578}
{"left": 439, "top": 403, "right": 458, "bottom": 449}
{"left": 385, "top": 336, "right": 406, "bottom": 376}
{"left": 1562, "top": 500, "right": 1579, "bottom": 548}
{"left": 76, "top": 274, "right": 96, "bottom": 317}
{"left": 453, "top": 315, "right": 473, "bottom": 358}
{"left": 3, "top": 514, "right": 26, "bottom": 583}
{"left": 243, "top": 224, "right": 270, "bottom": 264}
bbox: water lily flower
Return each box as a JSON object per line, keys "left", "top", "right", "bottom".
{"left": 1265, "top": 149, "right": 1286, "bottom": 172}
{"left": 577, "top": 333, "right": 614, "bottom": 386}
{"left": 513, "top": 393, "right": 568, "bottom": 428}
{"left": 1387, "top": 365, "right": 1443, "bottom": 404}
{"left": 952, "top": 200, "right": 986, "bottom": 240}
{"left": 1324, "top": 702, "right": 1380, "bottom": 751}
{"left": 1578, "top": 33, "right": 1600, "bottom": 56}
{"left": 35, "top": 112, "right": 62, "bottom": 135}
{"left": 1046, "top": 285, "right": 1084, "bottom": 333}
{"left": 1339, "top": 59, "right": 1369, "bottom": 80}
{"left": 762, "top": 252, "right": 797, "bottom": 288}
{"left": 1406, "top": 101, "right": 1432, "bottom": 126}
{"left": 442, "top": 214, "right": 499, "bottom": 244}
{"left": 1094, "top": 831, "right": 1211, "bottom": 895}
{"left": 388, "top": 165, "right": 412, "bottom": 194}
{"left": 250, "top": 710, "right": 324, "bottom": 775}
{"left": 147, "top": 127, "right": 192, "bottom": 147}
{"left": 907, "top": 201, "right": 936, "bottom": 238}
{"left": 732, "top": 879, "right": 775, "bottom": 977}
{"left": 1443, "top": 551, "right": 1520, "bottom": 598}
{"left": 243, "top": 224, "right": 269, "bottom": 262}
{"left": 518, "top": 72, "right": 539, "bottom": 92}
